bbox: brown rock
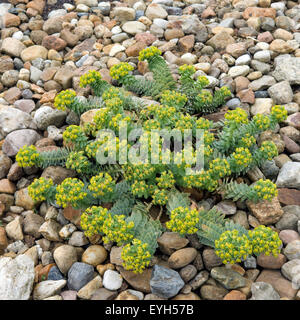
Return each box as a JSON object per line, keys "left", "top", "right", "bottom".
{"left": 269, "top": 39, "right": 295, "bottom": 54}
{"left": 91, "top": 288, "right": 118, "bottom": 300}
{"left": 135, "top": 33, "right": 157, "bottom": 46}
{"left": 200, "top": 285, "right": 228, "bottom": 300}
{"left": 0, "top": 179, "right": 16, "bottom": 194}
{"left": 226, "top": 43, "right": 247, "bottom": 58}
{"left": 243, "top": 7, "right": 276, "bottom": 19}
{"left": 247, "top": 197, "right": 283, "bottom": 225}
{"left": 202, "top": 248, "right": 223, "bottom": 270}
{"left": 256, "top": 270, "right": 297, "bottom": 299}
{"left": 26, "top": 0, "right": 45, "bottom": 15}
{"left": 0, "top": 227, "right": 8, "bottom": 250}
{"left": 42, "top": 36, "right": 67, "bottom": 51}
{"left": 223, "top": 290, "right": 246, "bottom": 300}
{"left": 257, "top": 31, "right": 273, "bottom": 42}
{"left": 40, "top": 90, "right": 57, "bottom": 104}
{"left": 201, "top": 7, "right": 216, "bottom": 19}
{"left": 125, "top": 41, "right": 147, "bottom": 57}
{"left": 3, "top": 87, "right": 22, "bottom": 104}
{"left": 206, "top": 31, "right": 235, "bottom": 51}
{"left": 168, "top": 248, "right": 198, "bottom": 269}
{"left": 178, "top": 35, "right": 195, "bottom": 53}
{"left": 117, "top": 266, "right": 152, "bottom": 293}
{"left": 63, "top": 206, "right": 82, "bottom": 227}
{"left": 234, "top": 76, "right": 250, "bottom": 92}
{"left": 3, "top": 13, "right": 21, "bottom": 28}
{"left": 236, "top": 88, "right": 255, "bottom": 104}
{"left": 279, "top": 230, "right": 300, "bottom": 245}
{"left": 15, "top": 187, "right": 35, "bottom": 210}
{"left": 257, "top": 253, "right": 287, "bottom": 269}
{"left": 172, "top": 292, "right": 201, "bottom": 300}
{"left": 60, "top": 29, "right": 80, "bottom": 47}
{"left": 41, "top": 166, "right": 76, "bottom": 185}
{"left": 115, "top": 291, "right": 139, "bottom": 300}
{"left": 157, "top": 232, "right": 189, "bottom": 255}
{"left": 0, "top": 194, "right": 14, "bottom": 212}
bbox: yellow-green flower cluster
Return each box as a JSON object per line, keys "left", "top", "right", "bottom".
{"left": 178, "top": 64, "right": 196, "bottom": 76}
{"left": 79, "top": 70, "right": 102, "bottom": 88}
{"left": 196, "top": 117, "right": 212, "bottom": 130}
{"left": 63, "top": 125, "right": 87, "bottom": 146}
{"left": 219, "top": 86, "right": 231, "bottom": 97}
{"left": 56, "top": 178, "right": 87, "bottom": 208}
{"left": 102, "top": 214, "right": 134, "bottom": 245}
{"left": 85, "top": 139, "right": 104, "bottom": 158}
{"left": 175, "top": 113, "right": 194, "bottom": 133}
{"left": 224, "top": 107, "right": 249, "bottom": 125}
{"left": 109, "top": 62, "right": 134, "bottom": 80}
{"left": 66, "top": 151, "right": 90, "bottom": 173}
{"left": 93, "top": 108, "right": 110, "bottom": 130}
{"left": 28, "top": 177, "right": 53, "bottom": 202}
{"left": 253, "top": 179, "right": 278, "bottom": 201}
{"left": 102, "top": 87, "right": 121, "bottom": 101}
{"left": 139, "top": 46, "right": 161, "bottom": 61}
{"left": 80, "top": 206, "right": 109, "bottom": 237}
{"left": 156, "top": 171, "right": 175, "bottom": 189}
{"left": 271, "top": 105, "right": 287, "bottom": 122}
{"left": 88, "top": 172, "right": 115, "bottom": 198}
{"left": 166, "top": 206, "right": 199, "bottom": 235}
{"left": 209, "top": 158, "right": 231, "bottom": 179}
{"left": 160, "top": 90, "right": 187, "bottom": 109}
{"left": 248, "top": 225, "right": 282, "bottom": 257}
{"left": 105, "top": 97, "right": 124, "bottom": 114}
{"left": 143, "top": 119, "right": 161, "bottom": 131}
{"left": 197, "top": 76, "right": 210, "bottom": 87}
{"left": 16, "top": 145, "right": 40, "bottom": 168}
{"left": 183, "top": 170, "right": 218, "bottom": 192}
{"left": 215, "top": 230, "right": 252, "bottom": 264}
{"left": 124, "top": 163, "right": 156, "bottom": 181}
{"left": 196, "top": 91, "right": 213, "bottom": 104}
{"left": 253, "top": 113, "right": 271, "bottom": 130}
{"left": 131, "top": 180, "right": 150, "bottom": 198}
{"left": 204, "top": 130, "right": 215, "bottom": 144}
{"left": 152, "top": 188, "right": 168, "bottom": 205}
{"left": 54, "top": 89, "right": 76, "bottom": 111}
{"left": 259, "top": 141, "right": 278, "bottom": 160}
{"left": 238, "top": 133, "right": 256, "bottom": 148}
{"left": 231, "top": 147, "right": 253, "bottom": 169}
{"left": 121, "top": 239, "right": 152, "bottom": 273}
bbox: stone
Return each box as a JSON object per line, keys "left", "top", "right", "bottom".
{"left": 273, "top": 57, "right": 300, "bottom": 85}
{"left": 0, "top": 152, "right": 12, "bottom": 179}
{"left": 33, "top": 280, "right": 66, "bottom": 300}
{"left": 23, "top": 212, "right": 44, "bottom": 238}
{"left": 103, "top": 270, "right": 122, "bottom": 291}
{"left": 113, "top": 7, "right": 136, "bottom": 21}
{"left": 250, "top": 98, "right": 273, "bottom": 115}
{"left": 21, "top": 46, "right": 48, "bottom": 62}
{"left": 268, "top": 81, "right": 293, "bottom": 104}
{"left": 68, "top": 231, "right": 88, "bottom": 247}
{"left": 256, "top": 269, "right": 297, "bottom": 299}
{"left": 279, "top": 230, "right": 300, "bottom": 245}
{"left": 0, "top": 227, "right": 8, "bottom": 250}
{"left": 5, "top": 216, "right": 23, "bottom": 241}
{"left": 122, "top": 21, "right": 146, "bottom": 35}
{"left": 61, "top": 290, "right": 77, "bottom": 300}
{"left": 42, "top": 167, "right": 76, "bottom": 185}
{"left": 203, "top": 248, "right": 223, "bottom": 270}
{"left": 257, "top": 254, "right": 287, "bottom": 269}
{"left": 188, "top": 270, "right": 209, "bottom": 290}
{"left": 150, "top": 265, "right": 185, "bottom": 299}
{"left": 0, "top": 179, "right": 15, "bottom": 194}
{"left": 48, "top": 266, "right": 64, "bottom": 281}
{"left": 157, "top": 232, "right": 189, "bottom": 255}
{"left": 54, "top": 66, "right": 75, "bottom": 89}
{"left": 249, "top": 75, "right": 276, "bottom": 91}
{"left": 251, "top": 282, "right": 280, "bottom": 300}
{"left": 281, "top": 259, "right": 300, "bottom": 288}
{"left": 77, "top": 275, "right": 102, "bottom": 300}
{"left": 0, "top": 254, "right": 35, "bottom": 300}
{"left": 228, "top": 65, "right": 250, "bottom": 78}
{"left": 67, "top": 262, "right": 95, "bottom": 291}
{"left": 3, "top": 129, "right": 41, "bottom": 157}
{"left": 42, "top": 36, "right": 67, "bottom": 51}
{"left": 223, "top": 290, "right": 247, "bottom": 300}
{"left": 81, "top": 245, "right": 107, "bottom": 267}
{"left": 146, "top": 4, "right": 168, "bottom": 20}
{"left": 1, "top": 38, "right": 26, "bottom": 58}
{"left": 91, "top": 288, "right": 118, "bottom": 300}
{"left": 206, "top": 31, "right": 235, "bottom": 51}
{"left": 53, "top": 245, "right": 78, "bottom": 274}
{"left": 247, "top": 197, "right": 283, "bottom": 225}
{"left": 168, "top": 248, "right": 197, "bottom": 269}
{"left": 243, "top": 7, "right": 276, "bottom": 19}
{"left": 200, "top": 285, "right": 228, "bottom": 300}
{"left": 214, "top": 200, "right": 237, "bottom": 216}
{"left": 270, "top": 39, "right": 295, "bottom": 54}
{"left": 276, "top": 162, "right": 300, "bottom": 189}
{"left": 38, "top": 220, "right": 62, "bottom": 242}
{"left": 286, "top": 113, "right": 300, "bottom": 130}
{"left": 284, "top": 240, "right": 300, "bottom": 260}
{"left": 211, "top": 267, "right": 246, "bottom": 289}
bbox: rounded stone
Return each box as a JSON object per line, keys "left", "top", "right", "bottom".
{"left": 81, "top": 245, "right": 108, "bottom": 267}
{"left": 53, "top": 245, "right": 78, "bottom": 274}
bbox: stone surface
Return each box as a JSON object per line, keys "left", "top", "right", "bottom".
{"left": 67, "top": 262, "right": 94, "bottom": 291}
{"left": 53, "top": 245, "right": 78, "bottom": 275}
{"left": 211, "top": 267, "right": 246, "bottom": 290}
{"left": 251, "top": 282, "right": 280, "bottom": 300}
{"left": 276, "top": 162, "right": 300, "bottom": 189}
{"left": 33, "top": 280, "right": 66, "bottom": 300}
{"left": 168, "top": 248, "right": 197, "bottom": 269}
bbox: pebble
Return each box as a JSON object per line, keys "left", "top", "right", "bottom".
{"left": 251, "top": 282, "right": 280, "bottom": 300}
{"left": 168, "top": 248, "right": 197, "bottom": 269}
{"left": 67, "top": 262, "right": 94, "bottom": 291}
{"left": 82, "top": 245, "right": 108, "bottom": 267}
{"left": 103, "top": 270, "right": 123, "bottom": 291}
{"left": 284, "top": 240, "right": 300, "bottom": 260}
{"left": 53, "top": 245, "right": 78, "bottom": 274}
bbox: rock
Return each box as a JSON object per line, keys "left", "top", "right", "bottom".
{"left": 33, "top": 280, "right": 66, "bottom": 300}
{"left": 113, "top": 7, "right": 136, "bottom": 21}
{"left": 3, "top": 129, "right": 41, "bottom": 157}
{"left": 150, "top": 265, "right": 185, "bottom": 299}
{"left": 103, "top": 270, "right": 122, "bottom": 291}
{"left": 77, "top": 275, "right": 102, "bottom": 300}
{"left": 257, "top": 254, "right": 287, "bottom": 269}
{"left": 157, "top": 232, "right": 189, "bottom": 255}
{"left": 226, "top": 43, "right": 247, "bottom": 58}
{"left": 279, "top": 230, "right": 300, "bottom": 245}
{"left": 115, "top": 291, "right": 140, "bottom": 300}
{"left": 67, "top": 262, "right": 95, "bottom": 291}
{"left": 68, "top": 231, "right": 89, "bottom": 247}
{"left": 270, "top": 39, "right": 295, "bottom": 54}
{"left": 23, "top": 212, "right": 44, "bottom": 238}
{"left": 243, "top": 7, "right": 276, "bottom": 19}
{"left": 200, "top": 285, "right": 228, "bottom": 300}
{"left": 1, "top": 38, "right": 26, "bottom": 58}
{"left": 20, "top": 46, "right": 48, "bottom": 62}
{"left": 189, "top": 270, "right": 209, "bottom": 290}
{"left": 286, "top": 113, "right": 300, "bottom": 130}
{"left": 42, "top": 36, "right": 67, "bottom": 51}
{"left": 5, "top": 216, "right": 23, "bottom": 241}
{"left": 91, "top": 288, "right": 118, "bottom": 300}
{"left": 273, "top": 57, "right": 300, "bottom": 85}
{"left": 14, "top": 99, "right": 35, "bottom": 113}
{"left": 0, "top": 179, "right": 15, "bottom": 194}
{"left": 211, "top": 267, "right": 246, "bottom": 289}
{"left": 0, "top": 106, "right": 34, "bottom": 138}
{"left": 0, "top": 254, "right": 35, "bottom": 300}
{"left": 117, "top": 266, "right": 152, "bottom": 293}
{"left": 214, "top": 200, "right": 237, "bottom": 216}
{"left": 283, "top": 240, "right": 300, "bottom": 260}
{"left": 81, "top": 245, "right": 107, "bottom": 267}
{"left": 246, "top": 197, "right": 283, "bottom": 225}
{"left": 268, "top": 81, "right": 293, "bottom": 104}
{"left": 223, "top": 290, "right": 247, "bottom": 300}
{"left": 42, "top": 166, "right": 76, "bottom": 185}
{"left": 0, "top": 152, "right": 12, "bottom": 179}
{"left": 53, "top": 66, "right": 74, "bottom": 89}
{"left": 179, "top": 265, "right": 197, "bottom": 283}
{"left": 0, "top": 227, "right": 8, "bottom": 250}
{"left": 249, "top": 75, "right": 276, "bottom": 91}
{"left": 206, "top": 31, "right": 235, "bottom": 51}
{"left": 61, "top": 290, "right": 77, "bottom": 300}
{"left": 39, "top": 220, "right": 61, "bottom": 242}
{"left": 276, "top": 162, "right": 300, "bottom": 189}
{"left": 168, "top": 248, "right": 197, "bottom": 269}
{"left": 122, "top": 21, "right": 146, "bottom": 35}
{"left": 251, "top": 282, "right": 280, "bottom": 300}
{"left": 250, "top": 98, "right": 273, "bottom": 115}
{"left": 256, "top": 269, "right": 297, "bottom": 299}
{"left": 202, "top": 248, "right": 223, "bottom": 270}
{"left": 281, "top": 259, "right": 300, "bottom": 288}
{"left": 53, "top": 245, "right": 78, "bottom": 274}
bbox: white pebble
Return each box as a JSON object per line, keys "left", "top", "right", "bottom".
{"left": 103, "top": 270, "right": 123, "bottom": 291}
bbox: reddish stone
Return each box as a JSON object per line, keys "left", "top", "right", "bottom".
{"left": 63, "top": 206, "right": 82, "bottom": 227}
{"left": 137, "top": 61, "right": 149, "bottom": 75}
{"left": 282, "top": 135, "right": 300, "bottom": 154}
{"left": 178, "top": 35, "right": 195, "bottom": 53}
{"left": 3, "top": 87, "right": 22, "bottom": 104}
{"left": 38, "top": 263, "right": 56, "bottom": 281}
{"left": 257, "top": 253, "right": 287, "bottom": 269}
{"left": 201, "top": 7, "right": 216, "bottom": 19}
{"left": 257, "top": 32, "right": 274, "bottom": 43}
{"left": 226, "top": 43, "right": 247, "bottom": 58}
{"left": 243, "top": 7, "right": 276, "bottom": 19}
{"left": 235, "top": 76, "right": 250, "bottom": 92}
{"left": 223, "top": 290, "right": 246, "bottom": 300}
{"left": 236, "top": 88, "right": 255, "bottom": 104}
{"left": 0, "top": 179, "right": 16, "bottom": 194}
{"left": 42, "top": 36, "right": 67, "bottom": 51}
{"left": 278, "top": 188, "right": 300, "bottom": 206}
{"left": 125, "top": 41, "right": 147, "bottom": 57}
{"left": 135, "top": 33, "right": 157, "bottom": 46}
{"left": 26, "top": 0, "right": 46, "bottom": 15}
{"left": 3, "top": 13, "right": 21, "bottom": 28}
